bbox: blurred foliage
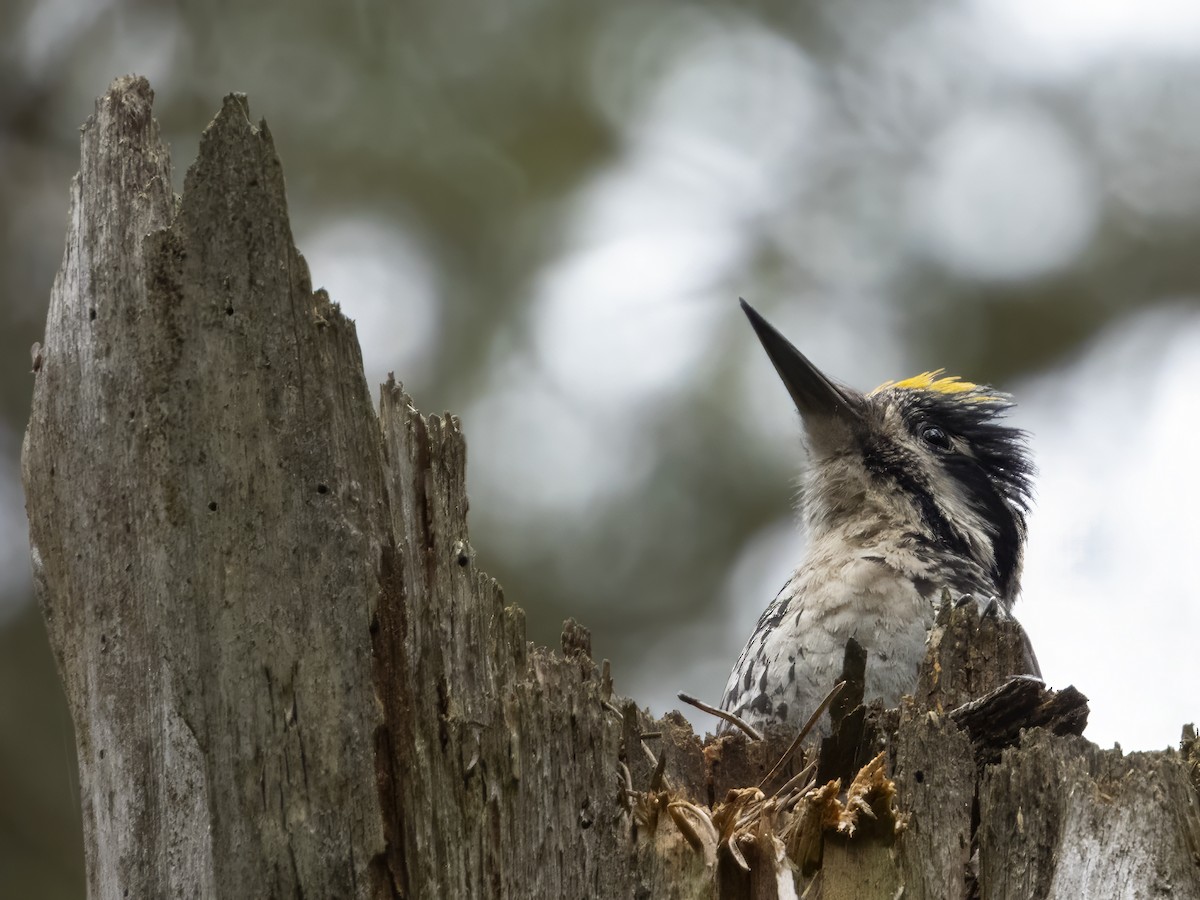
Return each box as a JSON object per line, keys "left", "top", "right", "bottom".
{"left": 3, "top": 0, "right": 1199, "bottom": 894}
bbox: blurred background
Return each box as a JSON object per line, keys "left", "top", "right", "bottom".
{"left": 3, "top": 0, "right": 1200, "bottom": 894}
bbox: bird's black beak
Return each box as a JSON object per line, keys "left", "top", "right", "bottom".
{"left": 740, "top": 299, "right": 861, "bottom": 424}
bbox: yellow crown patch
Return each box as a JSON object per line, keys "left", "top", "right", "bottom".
{"left": 870, "top": 370, "right": 979, "bottom": 396}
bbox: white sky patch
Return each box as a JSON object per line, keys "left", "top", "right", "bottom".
{"left": 530, "top": 231, "right": 732, "bottom": 414}
{"left": 1018, "top": 305, "right": 1200, "bottom": 750}
{"left": 463, "top": 353, "right": 654, "bottom": 526}
{"left": 301, "top": 216, "right": 440, "bottom": 393}
{"left": 908, "top": 105, "right": 1097, "bottom": 282}
{"left": 531, "top": 13, "right": 828, "bottom": 417}
{"left": 591, "top": 7, "right": 824, "bottom": 204}
{"left": 628, "top": 21, "right": 824, "bottom": 208}
{"left": 26, "top": 3, "right": 184, "bottom": 109}
{"left": 17, "top": 0, "right": 117, "bottom": 74}
{"left": 106, "top": 8, "right": 182, "bottom": 92}
{"left": 972, "top": 0, "right": 1200, "bottom": 77}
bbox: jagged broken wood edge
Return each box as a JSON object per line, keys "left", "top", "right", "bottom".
{"left": 24, "top": 75, "right": 416, "bottom": 898}
{"left": 947, "top": 675, "right": 1089, "bottom": 767}
{"left": 21, "top": 73, "right": 722, "bottom": 900}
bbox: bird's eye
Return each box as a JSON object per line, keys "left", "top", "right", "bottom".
{"left": 921, "top": 425, "right": 952, "bottom": 450}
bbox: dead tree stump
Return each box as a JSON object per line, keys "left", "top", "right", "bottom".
{"left": 22, "top": 76, "right": 1200, "bottom": 900}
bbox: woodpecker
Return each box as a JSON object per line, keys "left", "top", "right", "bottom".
{"left": 721, "top": 300, "right": 1040, "bottom": 734}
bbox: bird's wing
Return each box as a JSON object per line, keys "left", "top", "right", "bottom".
{"left": 719, "top": 574, "right": 802, "bottom": 727}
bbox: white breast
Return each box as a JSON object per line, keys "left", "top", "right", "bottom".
{"left": 719, "top": 548, "right": 937, "bottom": 734}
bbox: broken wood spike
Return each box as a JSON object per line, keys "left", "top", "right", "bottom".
{"left": 784, "top": 779, "right": 842, "bottom": 875}
{"left": 667, "top": 799, "right": 719, "bottom": 865}
{"left": 771, "top": 761, "right": 818, "bottom": 805}
{"left": 561, "top": 617, "right": 592, "bottom": 659}
{"left": 712, "top": 786, "right": 767, "bottom": 844}
{"left": 677, "top": 691, "right": 764, "bottom": 741}
{"left": 648, "top": 744, "right": 668, "bottom": 792}
{"left": 816, "top": 642, "right": 871, "bottom": 787}
{"left": 947, "top": 675, "right": 1089, "bottom": 766}
{"left": 627, "top": 786, "right": 724, "bottom": 865}
{"left": 617, "top": 760, "right": 633, "bottom": 800}
{"left": 1182, "top": 723, "right": 1200, "bottom": 796}
{"left": 759, "top": 680, "right": 846, "bottom": 793}
{"left": 836, "top": 751, "right": 906, "bottom": 838}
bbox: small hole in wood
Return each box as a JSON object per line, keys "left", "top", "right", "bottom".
{"left": 225, "top": 305, "right": 234, "bottom": 316}
{"left": 89, "top": 308, "right": 96, "bottom": 321}
{"left": 208, "top": 501, "right": 217, "bottom": 511}
{"left": 914, "top": 771, "right": 924, "bottom": 784}
{"left": 316, "top": 483, "right": 329, "bottom": 494}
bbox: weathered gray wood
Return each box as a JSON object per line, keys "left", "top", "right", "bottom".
{"left": 24, "top": 76, "right": 1200, "bottom": 900}
{"left": 23, "top": 74, "right": 711, "bottom": 900}
{"left": 949, "top": 676, "right": 1089, "bottom": 767}
{"left": 24, "top": 76, "right": 393, "bottom": 898}
{"left": 893, "top": 713, "right": 976, "bottom": 900}
{"left": 916, "top": 600, "right": 1044, "bottom": 713}
{"left": 372, "top": 380, "right": 712, "bottom": 897}
{"left": 980, "top": 731, "right": 1200, "bottom": 900}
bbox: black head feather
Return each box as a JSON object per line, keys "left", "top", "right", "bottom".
{"left": 867, "top": 373, "right": 1034, "bottom": 602}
